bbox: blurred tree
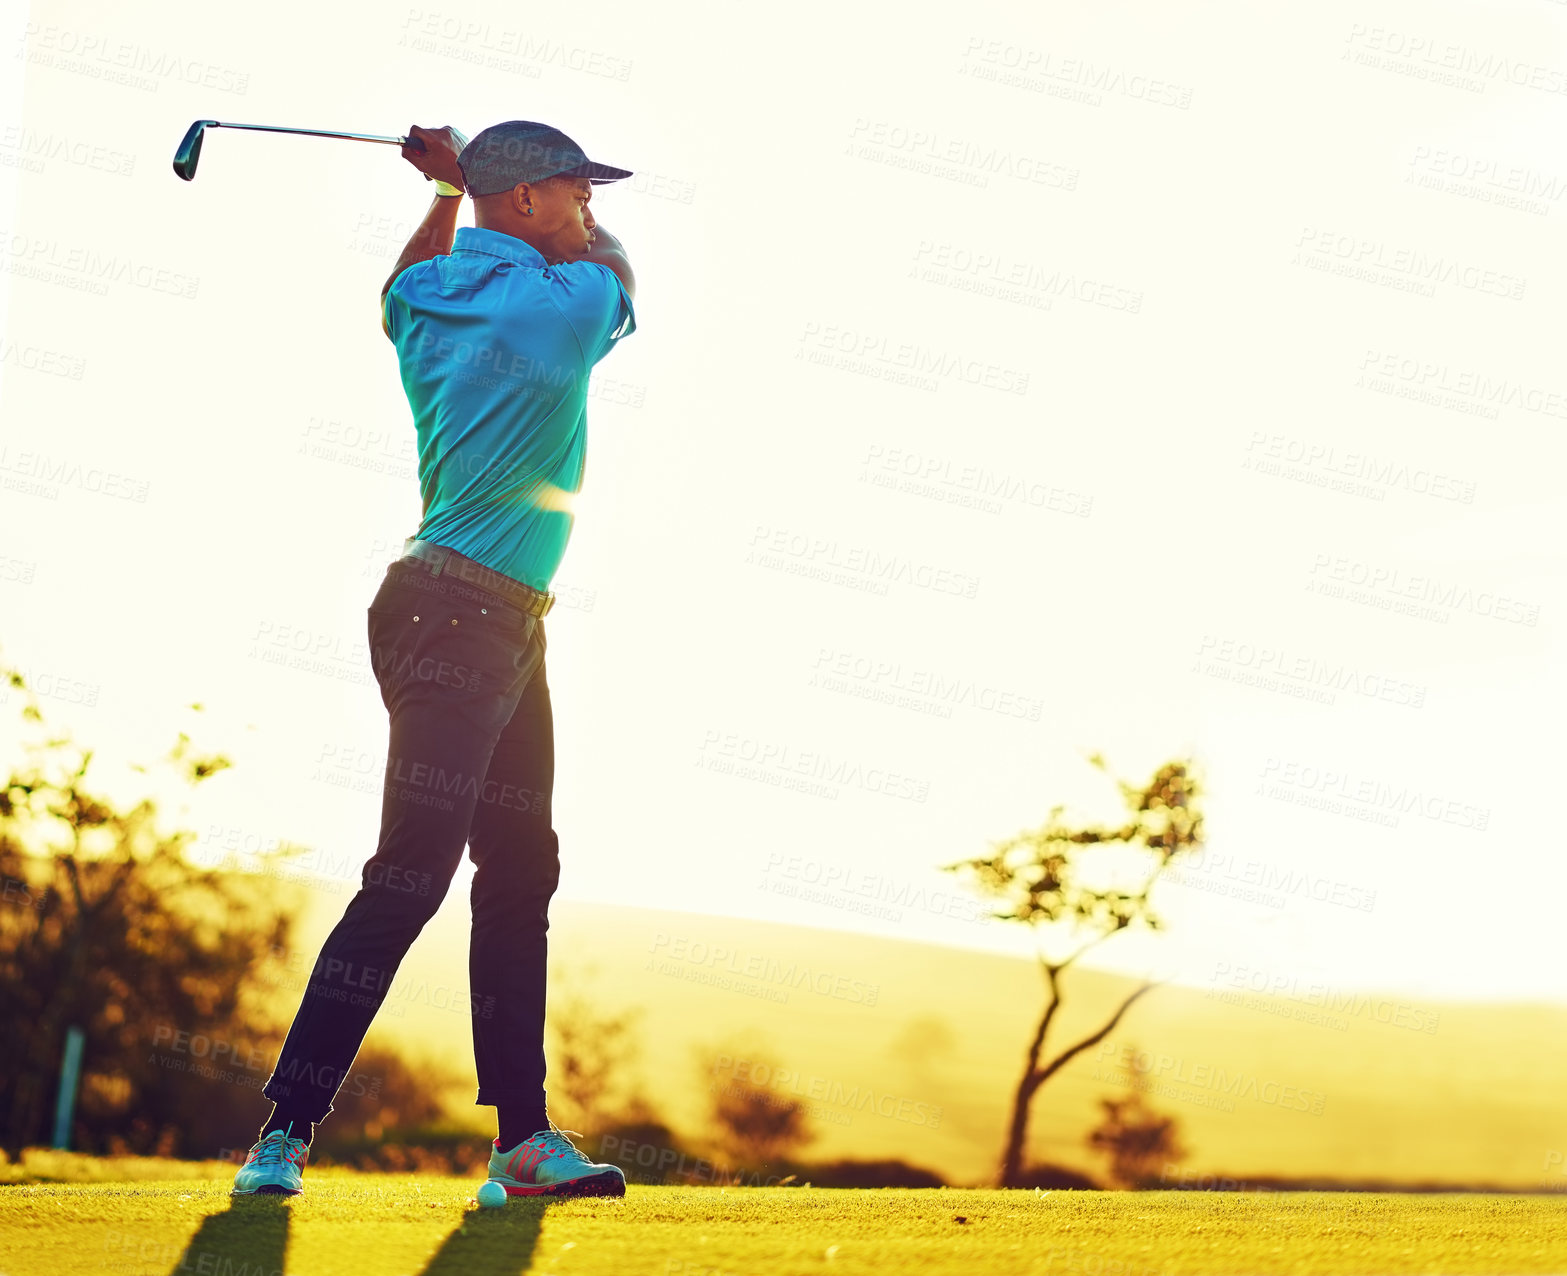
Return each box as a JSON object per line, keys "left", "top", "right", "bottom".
{"left": 545, "top": 963, "right": 647, "bottom": 1133}
{"left": 0, "top": 659, "right": 509, "bottom": 1162}
{"left": 944, "top": 754, "right": 1204, "bottom": 1188}
{"left": 0, "top": 662, "right": 296, "bottom": 1157}
{"left": 1087, "top": 1044, "right": 1187, "bottom": 1188}
{"left": 698, "top": 1039, "right": 815, "bottom": 1170}
{"left": 314, "top": 1039, "right": 455, "bottom": 1142}
{"left": 304, "top": 1038, "right": 479, "bottom": 1173}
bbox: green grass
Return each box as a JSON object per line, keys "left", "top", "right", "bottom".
{"left": 0, "top": 1147, "right": 241, "bottom": 1185}
{"left": 2, "top": 1172, "right": 1566, "bottom": 1275}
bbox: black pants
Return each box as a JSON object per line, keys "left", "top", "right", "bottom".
{"left": 262, "top": 554, "right": 558, "bottom": 1121}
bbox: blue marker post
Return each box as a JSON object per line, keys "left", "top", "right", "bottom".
{"left": 51, "top": 1026, "right": 85, "bottom": 1150}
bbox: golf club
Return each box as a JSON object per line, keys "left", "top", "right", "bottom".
{"left": 173, "top": 120, "right": 426, "bottom": 181}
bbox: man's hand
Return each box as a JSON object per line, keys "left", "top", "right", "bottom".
{"left": 402, "top": 124, "right": 469, "bottom": 191}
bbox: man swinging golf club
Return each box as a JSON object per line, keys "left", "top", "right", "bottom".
{"left": 231, "top": 120, "right": 638, "bottom": 1197}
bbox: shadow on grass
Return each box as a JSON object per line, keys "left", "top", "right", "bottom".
{"left": 417, "top": 1198, "right": 552, "bottom": 1276}
{"left": 166, "top": 1194, "right": 288, "bottom": 1276}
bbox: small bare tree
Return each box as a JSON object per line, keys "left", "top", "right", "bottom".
{"left": 944, "top": 754, "right": 1203, "bottom": 1187}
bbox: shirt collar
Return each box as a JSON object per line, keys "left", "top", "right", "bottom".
{"left": 452, "top": 226, "right": 547, "bottom": 269}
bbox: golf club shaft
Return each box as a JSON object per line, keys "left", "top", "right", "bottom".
{"left": 206, "top": 122, "right": 419, "bottom": 149}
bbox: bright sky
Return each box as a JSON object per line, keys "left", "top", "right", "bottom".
{"left": 2, "top": 0, "right": 1564, "bottom": 1005}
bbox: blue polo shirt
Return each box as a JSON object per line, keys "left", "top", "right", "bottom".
{"left": 382, "top": 226, "right": 636, "bottom": 593}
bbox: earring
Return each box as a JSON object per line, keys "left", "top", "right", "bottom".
{"left": 524, "top": 206, "right": 534, "bottom": 216}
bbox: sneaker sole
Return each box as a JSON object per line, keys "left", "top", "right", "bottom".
{"left": 231, "top": 1184, "right": 303, "bottom": 1196}
{"left": 496, "top": 1170, "right": 626, "bottom": 1198}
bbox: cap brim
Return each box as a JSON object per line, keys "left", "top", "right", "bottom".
{"left": 556, "top": 159, "right": 634, "bottom": 184}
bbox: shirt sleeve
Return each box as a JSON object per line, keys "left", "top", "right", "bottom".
{"left": 604, "top": 267, "right": 636, "bottom": 350}
{"left": 575, "top": 260, "right": 636, "bottom": 362}
{"left": 383, "top": 265, "right": 429, "bottom": 343}
{"left": 383, "top": 270, "right": 409, "bottom": 344}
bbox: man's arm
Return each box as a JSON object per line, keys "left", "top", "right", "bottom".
{"left": 381, "top": 192, "right": 463, "bottom": 336}
{"left": 381, "top": 124, "right": 469, "bottom": 338}
{"left": 561, "top": 225, "right": 635, "bottom": 303}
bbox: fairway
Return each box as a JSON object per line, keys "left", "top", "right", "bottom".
{"left": 3, "top": 1175, "right": 1566, "bottom": 1276}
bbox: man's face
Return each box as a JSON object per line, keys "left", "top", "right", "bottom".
{"left": 527, "top": 175, "right": 597, "bottom": 259}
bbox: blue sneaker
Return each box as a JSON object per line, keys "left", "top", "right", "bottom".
{"left": 232, "top": 1126, "right": 309, "bottom": 1195}
{"left": 487, "top": 1126, "right": 625, "bottom": 1197}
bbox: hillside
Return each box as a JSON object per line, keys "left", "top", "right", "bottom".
{"left": 286, "top": 894, "right": 1567, "bottom": 1188}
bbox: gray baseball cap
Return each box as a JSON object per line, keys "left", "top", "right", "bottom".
{"left": 457, "top": 121, "right": 633, "bottom": 196}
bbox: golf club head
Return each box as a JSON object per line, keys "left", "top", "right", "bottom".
{"left": 173, "top": 120, "right": 219, "bottom": 181}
